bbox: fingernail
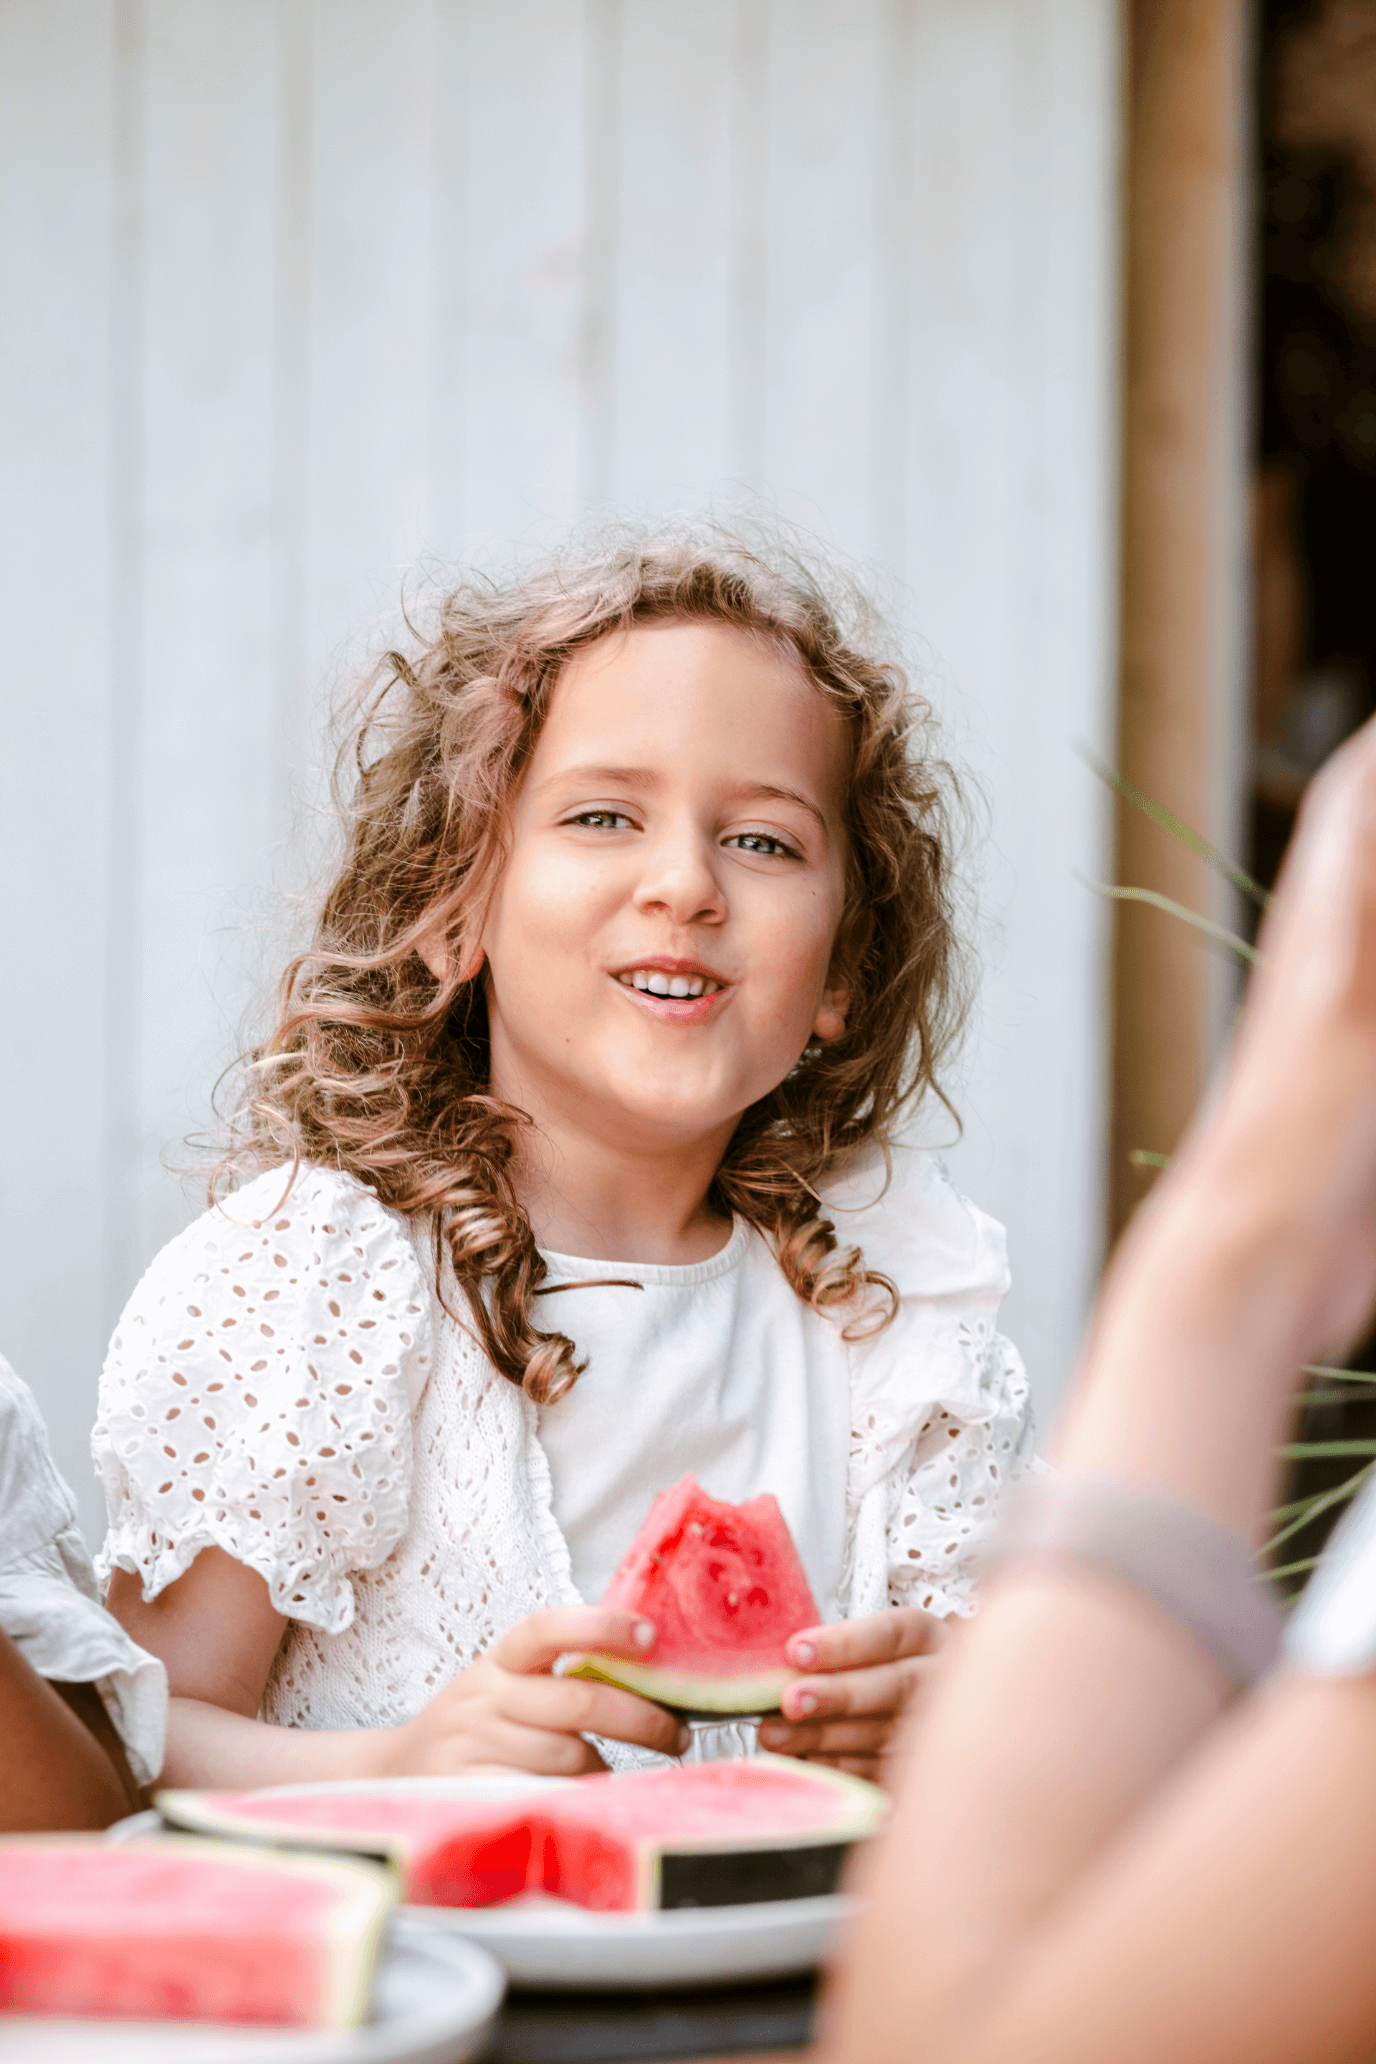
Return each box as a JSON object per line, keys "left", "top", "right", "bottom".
{"left": 676, "top": 1727, "right": 691, "bottom": 1754}
{"left": 791, "top": 1639, "right": 816, "bottom": 1666}
{"left": 789, "top": 1691, "right": 818, "bottom": 1717}
{"left": 632, "top": 1619, "right": 655, "bottom": 1649}
{"left": 758, "top": 1723, "right": 785, "bottom": 1746}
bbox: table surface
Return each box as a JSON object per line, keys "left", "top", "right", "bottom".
{"left": 479, "top": 1974, "right": 817, "bottom": 2064}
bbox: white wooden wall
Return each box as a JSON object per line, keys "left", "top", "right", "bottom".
{"left": 0, "top": 0, "right": 1120, "bottom": 1540}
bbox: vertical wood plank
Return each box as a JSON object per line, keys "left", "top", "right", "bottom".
{"left": 133, "top": 0, "right": 279, "bottom": 1273}
{"left": 612, "top": 0, "right": 735, "bottom": 508}
{"left": 0, "top": 0, "right": 117, "bottom": 1527}
{"left": 1111, "top": 0, "right": 1249, "bottom": 1233}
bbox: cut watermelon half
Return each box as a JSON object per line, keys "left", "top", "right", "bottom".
{"left": 157, "top": 1755, "right": 884, "bottom": 1915}
{"left": 0, "top": 1834, "right": 393, "bottom": 2026}
{"left": 575, "top": 1474, "right": 823, "bottom": 1713}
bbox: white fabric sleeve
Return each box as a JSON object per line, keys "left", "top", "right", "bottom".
{"left": 826, "top": 1142, "right": 1039, "bottom": 1619}
{"left": 94, "top": 1165, "right": 433, "bottom": 1637}
{"left": 0, "top": 1354, "right": 168, "bottom": 1786}
{"left": 1285, "top": 1470, "right": 1376, "bottom": 1677}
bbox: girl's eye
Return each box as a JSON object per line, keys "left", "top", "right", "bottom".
{"left": 724, "top": 831, "right": 800, "bottom": 859}
{"left": 568, "top": 810, "right": 635, "bottom": 830}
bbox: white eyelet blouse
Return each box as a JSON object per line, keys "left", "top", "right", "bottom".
{"left": 93, "top": 1143, "right": 1036, "bottom": 1755}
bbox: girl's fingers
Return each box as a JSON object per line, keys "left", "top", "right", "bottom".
{"left": 778, "top": 1653, "right": 936, "bottom": 1723}
{"left": 757, "top": 1715, "right": 892, "bottom": 1757}
{"left": 491, "top": 1607, "right": 657, "bottom": 1675}
{"left": 426, "top": 1714, "right": 608, "bottom": 1778}
{"left": 501, "top": 1667, "right": 689, "bottom": 1756}
{"left": 784, "top": 1609, "right": 945, "bottom": 1675}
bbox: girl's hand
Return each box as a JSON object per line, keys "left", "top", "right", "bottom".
{"left": 756, "top": 1608, "right": 948, "bottom": 1781}
{"left": 374, "top": 1607, "right": 690, "bottom": 1777}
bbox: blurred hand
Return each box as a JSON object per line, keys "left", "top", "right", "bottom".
{"left": 1188, "top": 715, "right": 1376, "bottom": 1348}
{"left": 756, "top": 1607, "right": 948, "bottom": 1782}
{"left": 374, "top": 1606, "right": 689, "bottom": 1776}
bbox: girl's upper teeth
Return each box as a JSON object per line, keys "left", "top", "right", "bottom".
{"left": 625, "top": 970, "right": 717, "bottom": 998}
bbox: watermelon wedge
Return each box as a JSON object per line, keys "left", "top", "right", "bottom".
{"left": 575, "top": 1474, "right": 822, "bottom": 1713}
{"left": 0, "top": 1834, "right": 394, "bottom": 2026}
{"left": 157, "top": 1756, "right": 884, "bottom": 1915}
{"left": 156, "top": 1784, "right": 557, "bottom": 1908}
{"left": 536, "top": 1756, "right": 884, "bottom": 1912}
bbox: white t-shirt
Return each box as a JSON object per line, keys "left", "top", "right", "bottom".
{"left": 1286, "top": 1468, "right": 1376, "bottom": 1675}
{"left": 537, "top": 1218, "right": 851, "bottom": 1615}
{"left": 1, "top": 1354, "right": 167, "bottom": 1785}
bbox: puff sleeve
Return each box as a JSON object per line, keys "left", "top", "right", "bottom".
{"left": 825, "top": 1143, "right": 1039, "bottom": 1619}
{"left": 94, "top": 1165, "right": 433, "bottom": 1636}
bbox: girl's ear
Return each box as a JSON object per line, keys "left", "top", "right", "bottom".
{"left": 416, "top": 924, "right": 483, "bottom": 985}
{"left": 812, "top": 976, "right": 850, "bottom": 1046}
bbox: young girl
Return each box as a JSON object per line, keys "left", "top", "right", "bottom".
{"left": 97, "top": 532, "right": 1036, "bottom": 1787}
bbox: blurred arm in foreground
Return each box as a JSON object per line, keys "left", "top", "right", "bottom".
{"left": 824, "top": 719, "right": 1376, "bottom": 2064}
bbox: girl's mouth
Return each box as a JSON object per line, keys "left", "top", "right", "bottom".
{"left": 615, "top": 967, "right": 724, "bottom": 999}
{"left": 611, "top": 962, "right": 731, "bottom": 1020}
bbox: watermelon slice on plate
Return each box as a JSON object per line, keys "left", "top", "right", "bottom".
{"left": 157, "top": 1756, "right": 884, "bottom": 1916}
{"left": 0, "top": 1834, "right": 393, "bottom": 2026}
{"left": 157, "top": 1778, "right": 563, "bottom": 1909}
{"left": 575, "top": 1474, "right": 822, "bottom": 1713}
{"left": 535, "top": 1755, "right": 884, "bottom": 1912}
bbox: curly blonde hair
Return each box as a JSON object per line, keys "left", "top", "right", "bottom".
{"left": 221, "top": 527, "right": 970, "bottom": 1403}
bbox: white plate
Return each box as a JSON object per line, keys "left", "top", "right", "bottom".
{"left": 0, "top": 1924, "right": 504, "bottom": 2064}
{"left": 398, "top": 1890, "right": 859, "bottom": 1991}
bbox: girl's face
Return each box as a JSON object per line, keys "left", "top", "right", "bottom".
{"left": 476, "top": 619, "right": 852, "bottom": 1154}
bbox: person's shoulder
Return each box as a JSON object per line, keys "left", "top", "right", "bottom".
{"left": 818, "top": 1138, "right": 1010, "bottom": 1304}
{"left": 0, "top": 1352, "right": 76, "bottom": 1564}
{"left": 132, "top": 1163, "right": 421, "bottom": 1303}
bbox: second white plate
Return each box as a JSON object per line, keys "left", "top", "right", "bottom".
{"left": 397, "top": 1890, "right": 858, "bottom": 1991}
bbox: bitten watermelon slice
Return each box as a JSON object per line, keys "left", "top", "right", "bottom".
{"left": 0, "top": 1834, "right": 393, "bottom": 2026}
{"left": 157, "top": 1757, "right": 885, "bottom": 1915}
{"left": 576, "top": 1474, "right": 822, "bottom": 1713}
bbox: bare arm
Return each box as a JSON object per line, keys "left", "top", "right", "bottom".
{"left": 0, "top": 1628, "right": 141, "bottom": 1830}
{"left": 107, "top": 1547, "right": 688, "bottom": 1785}
{"left": 825, "top": 722, "right": 1376, "bottom": 2062}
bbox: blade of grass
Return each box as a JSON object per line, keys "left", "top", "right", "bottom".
{"left": 1077, "top": 878, "right": 1262, "bottom": 964}
{"left": 1259, "top": 1464, "right": 1374, "bottom": 1557}
{"left": 1302, "top": 1364, "right": 1376, "bottom": 1385}
{"left": 1267, "top": 1553, "right": 1322, "bottom": 1582}
{"left": 1279, "top": 1439, "right": 1376, "bottom": 1459}
{"left": 1129, "top": 1149, "right": 1172, "bottom": 1170}
{"left": 1078, "top": 747, "right": 1274, "bottom": 910}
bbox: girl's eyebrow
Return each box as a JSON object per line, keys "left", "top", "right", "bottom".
{"left": 544, "top": 764, "right": 828, "bottom": 835}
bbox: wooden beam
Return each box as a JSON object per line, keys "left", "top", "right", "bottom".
{"left": 1111, "top": 0, "right": 1248, "bottom": 1236}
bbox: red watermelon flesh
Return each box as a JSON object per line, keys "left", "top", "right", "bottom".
{"left": 577, "top": 1474, "right": 823, "bottom": 1712}
{"left": 156, "top": 1787, "right": 549, "bottom": 1906}
{"left": 0, "top": 1835, "right": 393, "bottom": 2025}
{"left": 537, "top": 1756, "right": 884, "bottom": 1911}
{"left": 158, "top": 1755, "right": 884, "bottom": 1915}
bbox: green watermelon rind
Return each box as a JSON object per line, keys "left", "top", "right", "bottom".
{"left": 571, "top": 1652, "right": 795, "bottom": 1714}
{"left": 0, "top": 1831, "right": 395, "bottom": 2029}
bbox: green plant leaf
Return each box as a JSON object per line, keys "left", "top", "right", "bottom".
{"left": 1260, "top": 1464, "right": 1375, "bottom": 1557}
{"left": 1076, "top": 878, "right": 1262, "bottom": 964}
{"left": 1279, "top": 1439, "right": 1376, "bottom": 1459}
{"left": 1079, "top": 748, "right": 1273, "bottom": 910}
{"left": 1302, "top": 1364, "right": 1376, "bottom": 1385}
{"left": 1129, "top": 1149, "right": 1172, "bottom": 1170}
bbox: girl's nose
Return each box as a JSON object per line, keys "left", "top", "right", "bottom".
{"left": 632, "top": 828, "right": 727, "bottom": 927}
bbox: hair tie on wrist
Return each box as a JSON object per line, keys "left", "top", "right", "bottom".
{"left": 980, "top": 1477, "right": 1284, "bottom": 1693}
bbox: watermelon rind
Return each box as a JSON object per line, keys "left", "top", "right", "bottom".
{"left": 0, "top": 1832, "right": 394, "bottom": 2029}
{"left": 571, "top": 1652, "right": 794, "bottom": 1714}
